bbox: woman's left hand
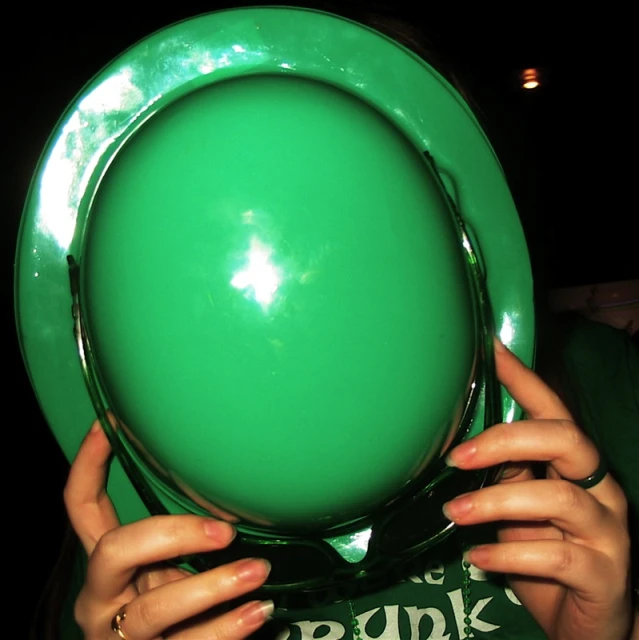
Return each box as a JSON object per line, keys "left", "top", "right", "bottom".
{"left": 445, "top": 339, "right": 633, "bottom": 640}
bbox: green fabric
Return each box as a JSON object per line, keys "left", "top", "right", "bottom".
{"left": 558, "top": 315, "right": 639, "bottom": 539}
{"left": 59, "top": 317, "right": 639, "bottom": 639}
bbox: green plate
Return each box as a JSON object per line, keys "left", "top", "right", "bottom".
{"left": 15, "top": 7, "right": 533, "bottom": 603}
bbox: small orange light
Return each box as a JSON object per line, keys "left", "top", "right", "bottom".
{"left": 520, "top": 68, "right": 541, "bottom": 90}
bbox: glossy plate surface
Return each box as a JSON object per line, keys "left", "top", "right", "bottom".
{"left": 15, "top": 7, "right": 533, "bottom": 533}
{"left": 84, "top": 73, "right": 475, "bottom": 529}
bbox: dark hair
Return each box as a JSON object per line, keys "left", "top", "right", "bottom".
{"left": 29, "top": 525, "right": 80, "bottom": 640}
{"left": 317, "top": 3, "right": 480, "bottom": 109}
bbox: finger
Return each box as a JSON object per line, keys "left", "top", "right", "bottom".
{"left": 493, "top": 338, "right": 573, "bottom": 421}
{"left": 443, "top": 479, "right": 612, "bottom": 542}
{"left": 64, "top": 420, "right": 120, "bottom": 554}
{"left": 173, "top": 600, "right": 274, "bottom": 640}
{"left": 464, "top": 540, "right": 620, "bottom": 600}
{"left": 86, "top": 516, "right": 236, "bottom": 601}
{"left": 447, "top": 419, "right": 600, "bottom": 482}
{"left": 121, "top": 559, "right": 272, "bottom": 640}
{"left": 445, "top": 418, "right": 626, "bottom": 513}
{"left": 136, "top": 565, "right": 189, "bottom": 594}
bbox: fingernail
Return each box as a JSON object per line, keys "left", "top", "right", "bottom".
{"left": 462, "top": 546, "right": 475, "bottom": 565}
{"left": 464, "top": 545, "right": 489, "bottom": 566}
{"left": 237, "top": 558, "right": 272, "bottom": 582}
{"left": 204, "top": 520, "right": 236, "bottom": 543}
{"left": 442, "top": 494, "right": 473, "bottom": 521}
{"left": 493, "top": 336, "right": 505, "bottom": 352}
{"left": 239, "top": 599, "right": 275, "bottom": 626}
{"left": 90, "top": 421, "right": 102, "bottom": 434}
{"left": 445, "top": 440, "right": 477, "bottom": 467}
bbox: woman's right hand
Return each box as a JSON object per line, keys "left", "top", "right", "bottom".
{"left": 64, "top": 420, "right": 273, "bottom": 639}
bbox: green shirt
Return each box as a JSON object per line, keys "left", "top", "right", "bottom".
{"left": 271, "top": 530, "right": 544, "bottom": 639}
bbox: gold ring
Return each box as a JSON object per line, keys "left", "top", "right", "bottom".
{"left": 111, "top": 605, "right": 131, "bottom": 639}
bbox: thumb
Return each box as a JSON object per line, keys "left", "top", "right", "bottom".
{"left": 64, "top": 420, "right": 121, "bottom": 555}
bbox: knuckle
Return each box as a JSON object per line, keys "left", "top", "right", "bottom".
{"left": 155, "top": 516, "right": 184, "bottom": 546}
{"left": 217, "top": 616, "right": 250, "bottom": 640}
{"left": 491, "top": 423, "right": 515, "bottom": 451}
{"left": 212, "top": 623, "right": 235, "bottom": 640}
{"left": 617, "top": 529, "right": 632, "bottom": 558}
{"left": 555, "top": 480, "right": 583, "bottom": 513}
{"left": 136, "top": 596, "right": 162, "bottom": 630}
{"left": 73, "top": 591, "right": 92, "bottom": 630}
{"left": 92, "top": 529, "right": 122, "bottom": 566}
{"left": 605, "top": 519, "right": 631, "bottom": 561}
{"left": 549, "top": 545, "right": 575, "bottom": 576}
{"left": 62, "top": 477, "right": 76, "bottom": 511}
{"left": 556, "top": 419, "right": 584, "bottom": 448}
{"left": 135, "top": 571, "right": 153, "bottom": 593}
{"left": 606, "top": 480, "right": 629, "bottom": 518}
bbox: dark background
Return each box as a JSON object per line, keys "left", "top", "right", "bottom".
{"left": 5, "top": 0, "right": 635, "bottom": 617}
